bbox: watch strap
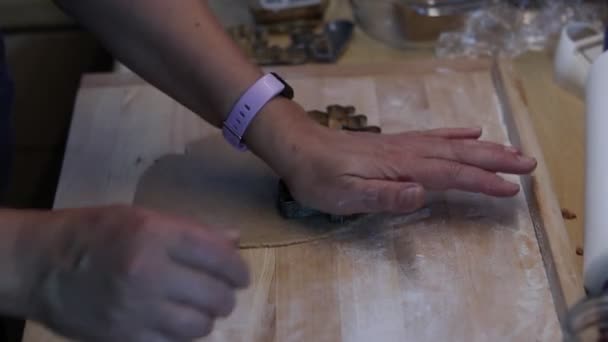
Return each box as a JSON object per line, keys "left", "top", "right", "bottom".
{"left": 222, "top": 73, "right": 291, "bottom": 151}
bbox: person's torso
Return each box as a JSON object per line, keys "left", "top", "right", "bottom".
{"left": 0, "top": 34, "right": 13, "bottom": 196}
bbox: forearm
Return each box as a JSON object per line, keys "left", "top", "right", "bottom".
{"left": 55, "top": 0, "right": 319, "bottom": 172}
{"left": 56, "top": 0, "right": 263, "bottom": 127}
{"left": 0, "top": 209, "right": 48, "bottom": 318}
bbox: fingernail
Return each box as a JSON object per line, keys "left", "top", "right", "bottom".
{"left": 518, "top": 154, "right": 536, "bottom": 165}
{"left": 506, "top": 182, "right": 520, "bottom": 193}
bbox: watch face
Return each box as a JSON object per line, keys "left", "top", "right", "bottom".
{"left": 271, "top": 72, "right": 295, "bottom": 99}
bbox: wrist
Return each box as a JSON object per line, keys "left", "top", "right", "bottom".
{"left": 244, "top": 97, "right": 326, "bottom": 175}
{"left": 221, "top": 73, "right": 294, "bottom": 151}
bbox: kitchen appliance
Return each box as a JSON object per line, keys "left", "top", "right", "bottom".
{"left": 583, "top": 38, "right": 608, "bottom": 297}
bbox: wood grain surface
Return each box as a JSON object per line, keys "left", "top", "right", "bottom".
{"left": 22, "top": 59, "right": 579, "bottom": 342}
{"left": 493, "top": 61, "right": 583, "bottom": 319}
{"left": 512, "top": 52, "right": 586, "bottom": 274}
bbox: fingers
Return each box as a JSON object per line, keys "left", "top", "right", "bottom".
{"left": 161, "top": 211, "right": 242, "bottom": 246}
{"left": 401, "top": 128, "right": 537, "bottom": 174}
{"left": 337, "top": 179, "right": 426, "bottom": 214}
{"left": 133, "top": 306, "right": 213, "bottom": 342}
{"left": 406, "top": 127, "right": 482, "bottom": 139}
{"left": 165, "top": 267, "right": 236, "bottom": 318}
{"left": 418, "top": 139, "right": 537, "bottom": 174}
{"left": 168, "top": 229, "right": 250, "bottom": 288}
{"left": 154, "top": 302, "right": 214, "bottom": 341}
{"left": 410, "top": 159, "right": 520, "bottom": 197}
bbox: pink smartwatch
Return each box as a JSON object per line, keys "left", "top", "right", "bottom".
{"left": 222, "top": 72, "right": 294, "bottom": 151}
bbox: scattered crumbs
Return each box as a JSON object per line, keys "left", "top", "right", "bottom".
{"left": 135, "top": 157, "right": 143, "bottom": 165}
{"left": 561, "top": 208, "right": 577, "bottom": 220}
{"left": 576, "top": 247, "right": 584, "bottom": 256}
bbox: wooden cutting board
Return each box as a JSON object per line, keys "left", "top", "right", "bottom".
{"left": 22, "top": 59, "right": 582, "bottom": 341}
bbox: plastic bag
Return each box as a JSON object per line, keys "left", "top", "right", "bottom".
{"left": 435, "top": 0, "right": 606, "bottom": 58}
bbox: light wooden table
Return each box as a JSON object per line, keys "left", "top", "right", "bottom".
{"left": 513, "top": 53, "right": 585, "bottom": 274}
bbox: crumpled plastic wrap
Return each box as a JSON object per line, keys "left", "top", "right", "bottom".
{"left": 436, "top": 0, "right": 606, "bottom": 58}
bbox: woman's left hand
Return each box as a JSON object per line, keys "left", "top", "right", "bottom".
{"left": 248, "top": 99, "right": 537, "bottom": 216}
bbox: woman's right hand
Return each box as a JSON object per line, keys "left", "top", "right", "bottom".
{"left": 28, "top": 205, "right": 249, "bottom": 342}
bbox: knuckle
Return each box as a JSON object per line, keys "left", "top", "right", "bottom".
{"left": 446, "top": 162, "right": 465, "bottom": 179}
{"left": 120, "top": 252, "right": 159, "bottom": 289}
{"left": 115, "top": 223, "right": 167, "bottom": 282}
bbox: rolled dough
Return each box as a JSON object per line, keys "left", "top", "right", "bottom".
{"left": 134, "top": 134, "right": 369, "bottom": 248}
